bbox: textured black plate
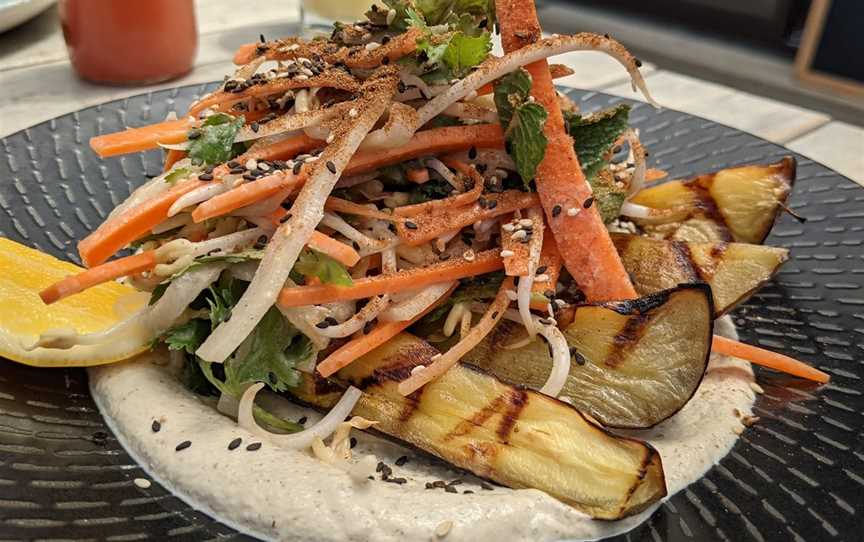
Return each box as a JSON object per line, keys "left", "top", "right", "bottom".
{"left": 0, "top": 84, "right": 862, "bottom": 541}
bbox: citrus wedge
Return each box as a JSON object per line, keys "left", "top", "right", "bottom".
{"left": 0, "top": 237, "right": 149, "bottom": 367}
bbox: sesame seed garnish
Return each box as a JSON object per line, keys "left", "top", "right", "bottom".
{"left": 511, "top": 230, "right": 528, "bottom": 241}
{"left": 229, "top": 166, "right": 245, "bottom": 175}
{"left": 258, "top": 162, "right": 270, "bottom": 171}
{"left": 535, "top": 274, "right": 550, "bottom": 283}
{"left": 634, "top": 58, "right": 643, "bottom": 68}
{"left": 348, "top": 108, "right": 358, "bottom": 118}
{"left": 536, "top": 265, "right": 547, "bottom": 274}
{"left": 567, "top": 207, "right": 580, "bottom": 217}
{"left": 468, "top": 146, "right": 477, "bottom": 159}
{"left": 316, "top": 320, "right": 331, "bottom": 329}
{"left": 502, "top": 223, "right": 516, "bottom": 232}
{"left": 518, "top": 218, "right": 533, "bottom": 227}
{"left": 246, "top": 442, "right": 262, "bottom": 451}
{"left": 134, "top": 478, "right": 152, "bottom": 489}
{"left": 298, "top": 416, "right": 308, "bottom": 425}
{"left": 749, "top": 382, "right": 764, "bottom": 394}
{"left": 552, "top": 204, "right": 562, "bottom": 217}
{"left": 404, "top": 220, "right": 418, "bottom": 230}
{"left": 463, "top": 250, "right": 475, "bottom": 262}
{"left": 411, "top": 365, "right": 425, "bottom": 375}
{"left": 250, "top": 122, "right": 259, "bottom": 133}
{"left": 350, "top": 437, "right": 358, "bottom": 448}
{"left": 293, "top": 161, "right": 303, "bottom": 175}
{"left": 439, "top": 253, "right": 451, "bottom": 261}
{"left": 295, "top": 74, "right": 309, "bottom": 81}
{"left": 435, "top": 520, "right": 454, "bottom": 538}
{"left": 583, "top": 196, "right": 595, "bottom": 209}
{"left": 500, "top": 249, "right": 515, "bottom": 258}
{"left": 326, "top": 160, "right": 337, "bottom": 174}
{"left": 395, "top": 455, "right": 409, "bottom": 466}
{"left": 326, "top": 133, "right": 335, "bottom": 143}
{"left": 198, "top": 173, "right": 214, "bottom": 181}
{"left": 365, "top": 42, "right": 381, "bottom": 51}
{"left": 151, "top": 420, "right": 161, "bottom": 433}
{"left": 175, "top": 440, "right": 192, "bottom": 452}
{"left": 228, "top": 437, "right": 242, "bottom": 450}
{"left": 245, "top": 159, "right": 258, "bottom": 170}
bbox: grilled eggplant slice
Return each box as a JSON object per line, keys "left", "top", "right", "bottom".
{"left": 612, "top": 233, "right": 788, "bottom": 316}
{"left": 293, "top": 333, "right": 667, "bottom": 520}
{"left": 464, "top": 285, "right": 712, "bottom": 429}
{"left": 629, "top": 157, "right": 795, "bottom": 244}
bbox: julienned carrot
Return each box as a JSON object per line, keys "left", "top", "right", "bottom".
{"left": 163, "top": 149, "right": 187, "bottom": 172}
{"left": 495, "top": 0, "right": 638, "bottom": 302}
{"left": 324, "top": 197, "right": 400, "bottom": 222}
{"left": 40, "top": 250, "right": 157, "bottom": 305}
{"left": 406, "top": 168, "right": 430, "bottom": 183}
{"left": 192, "top": 171, "right": 304, "bottom": 223}
{"left": 345, "top": 124, "right": 504, "bottom": 176}
{"left": 316, "top": 284, "right": 456, "bottom": 378}
{"left": 78, "top": 179, "right": 207, "bottom": 267}
{"left": 278, "top": 250, "right": 503, "bottom": 308}
{"left": 306, "top": 231, "right": 361, "bottom": 267}
{"left": 395, "top": 190, "right": 539, "bottom": 246}
{"left": 90, "top": 117, "right": 192, "bottom": 158}
{"left": 712, "top": 335, "right": 830, "bottom": 384}
{"left": 530, "top": 232, "right": 562, "bottom": 310}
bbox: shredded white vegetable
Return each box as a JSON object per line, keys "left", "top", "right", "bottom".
{"left": 380, "top": 282, "right": 454, "bottom": 322}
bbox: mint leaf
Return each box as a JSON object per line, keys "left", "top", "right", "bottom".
{"left": 164, "top": 166, "right": 193, "bottom": 185}
{"left": 587, "top": 170, "right": 627, "bottom": 223}
{"left": 187, "top": 113, "right": 244, "bottom": 166}
{"left": 294, "top": 249, "right": 353, "bottom": 287}
{"left": 563, "top": 104, "right": 631, "bottom": 180}
{"left": 441, "top": 32, "right": 491, "bottom": 77}
{"left": 508, "top": 102, "right": 548, "bottom": 186}
{"left": 494, "top": 68, "right": 533, "bottom": 128}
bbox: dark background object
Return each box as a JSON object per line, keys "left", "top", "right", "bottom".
{"left": 0, "top": 84, "right": 861, "bottom": 540}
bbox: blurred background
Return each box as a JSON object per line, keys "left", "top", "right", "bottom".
{"left": 0, "top": 0, "right": 860, "bottom": 181}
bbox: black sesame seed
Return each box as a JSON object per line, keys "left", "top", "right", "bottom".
{"left": 468, "top": 146, "right": 477, "bottom": 159}
{"left": 187, "top": 129, "right": 201, "bottom": 140}
{"left": 445, "top": 485, "right": 458, "bottom": 493}
{"left": 478, "top": 197, "right": 488, "bottom": 209}
{"left": 425, "top": 482, "right": 435, "bottom": 489}
{"left": 386, "top": 477, "right": 407, "bottom": 484}
{"left": 488, "top": 200, "right": 497, "bottom": 209}
{"left": 397, "top": 81, "right": 406, "bottom": 93}
{"left": 350, "top": 437, "right": 358, "bottom": 449}
{"left": 381, "top": 35, "right": 391, "bottom": 44}
{"left": 463, "top": 490, "right": 474, "bottom": 494}
{"left": 583, "top": 196, "right": 594, "bottom": 209}
{"left": 197, "top": 173, "right": 214, "bottom": 181}
{"left": 536, "top": 265, "right": 548, "bottom": 274}
{"left": 293, "top": 161, "right": 303, "bottom": 175}
{"left": 574, "top": 351, "right": 587, "bottom": 366}
{"left": 259, "top": 33, "right": 266, "bottom": 43}
{"left": 151, "top": 420, "right": 161, "bottom": 433}
{"left": 432, "top": 480, "right": 447, "bottom": 488}
{"left": 376, "top": 461, "right": 386, "bottom": 473}
{"left": 228, "top": 437, "right": 242, "bottom": 450}
{"left": 480, "top": 481, "right": 494, "bottom": 490}
{"left": 491, "top": 311, "right": 499, "bottom": 319}
{"left": 326, "top": 160, "right": 337, "bottom": 174}
{"left": 325, "top": 316, "right": 339, "bottom": 326}
{"left": 404, "top": 220, "right": 418, "bottom": 230}
{"left": 315, "top": 320, "right": 331, "bottom": 329}
{"left": 439, "top": 253, "right": 451, "bottom": 261}
{"left": 381, "top": 56, "right": 390, "bottom": 65}
{"left": 250, "top": 122, "right": 259, "bottom": 133}
{"left": 229, "top": 167, "right": 245, "bottom": 175}
{"left": 175, "top": 440, "right": 192, "bottom": 452}
{"left": 552, "top": 204, "right": 562, "bottom": 217}
{"left": 298, "top": 416, "right": 308, "bottom": 425}
{"left": 227, "top": 160, "right": 240, "bottom": 168}
{"left": 634, "top": 58, "right": 643, "bottom": 68}
{"left": 395, "top": 455, "right": 409, "bottom": 466}
{"left": 479, "top": 18, "right": 488, "bottom": 28}
{"left": 246, "top": 442, "right": 262, "bottom": 451}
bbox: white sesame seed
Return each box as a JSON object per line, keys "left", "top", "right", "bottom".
{"left": 511, "top": 230, "right": 528, "bottom": 241}
{"left": 288, "top": 43, "right": 300, "bottom": 51}
{"left": 749, "top": 382, "right": 764, "bottom": 394}
{"left": 297, "top": 154, "right": 311, "bottom": 160}
{"left": 463, "top": 249, "right": 475, "bottom": 262}
{"left": 527, "top": 95, "right": 536, "bottom": 103}
{"left": 134, "top": 478, "right": 152, "bottom": 489}
{"left": 518, "top": 218, "right": 533, "bottom": 227}
{"left": 502, "top": 223, "right": 516, "bottom": 232}
{"left": 245, "top": 159, "right": 258, "bottom": 170}
{"left": 435, "top": 520, "right": 454, "bottom": 538}
{"left": 300, "top": 67, "right": 314, "bottom": 77}
{"left": 566, "top": 207, "right": 580, "bottom": 217}
{"left": 386, "top": 8, "right": 396, "bottom": 25}
{"left": 306, "top": 156, "right": 319, "bottom": 163}
{"left": 295, "top": 74, "right": 309, "bottom": 81}
{"left": 326, "top": 133, "right": 335, "bottom": 143}
{"left": 500, "top": 249, "right": 515, "bottom": 258}
{"left": 410, "top": 365, "right": 426, "bottom": 375}
{"left": 365, "top": 42, "right": 381, "bottom": 51}
{"left": 349, "top": 108, "right": 358, "bottom": 118}
{"left": 258, "top": 162, "right": 270, "bottom": 171}
{"left": 534, "top": 274, "right": 550, "bottom": 283}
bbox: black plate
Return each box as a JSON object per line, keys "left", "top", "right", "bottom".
{"left": 0, "top": 84, "right": 861, "bottom": 541}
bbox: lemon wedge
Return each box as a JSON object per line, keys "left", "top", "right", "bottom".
{"left": 0, "top": 237, "right": 149, "bottom": 367}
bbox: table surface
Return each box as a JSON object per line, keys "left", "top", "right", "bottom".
{"left": 1, "top": 0, "right": 862, "bottom": 185}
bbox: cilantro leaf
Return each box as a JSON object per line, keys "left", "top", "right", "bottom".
{"left": 293, "top": 249, "right": 353, "bottom": 287}
{"left": 441, "top": 32, "right": 491, "bottom": 78}
{"left": 494, "top": 69, "right": 548, "bottom": 187}
{"left": 187, "top": 113, "right": 244, "bottom": 166}
{"left": 563, "top": 104, "right": 631, "bottom": 180}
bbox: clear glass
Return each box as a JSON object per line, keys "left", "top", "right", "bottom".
{"left": 300, "top": 0, "right": 371, "bottom": 36}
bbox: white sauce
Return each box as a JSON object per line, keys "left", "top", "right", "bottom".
{"left": 89, "top": 317, "right": 754, "bottom": 541}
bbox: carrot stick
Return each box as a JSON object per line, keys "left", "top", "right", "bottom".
{"left": 530, "top": 231, "right": 562, "bottom": 310}
{"left": 192, "top": 171, "right": 304, "bottom": 223}
{"left": 78, "top": 179, "right": 207, "bottom": 267}
{"left": 307, "top": 231, "right": 361, "bottom": 267}
{"left": 90, "top": 117, "right": 192, "bottom": 158}
{"left": 712, "top": 335, "right": 830, "bottom": 384}
{"left": 345, "top": 124, "right": 504, "bottom": 176}
{"left": 316, "top": 284, "right": 456, "bottom": 378}
{"left": 278, "top": 249, "right": 503, "bottom": 307}
{"left": 500, "top": 207, "right": 543, "bottom": 277}
{"left": 395, "top": 190, "right": 539, "bottom": 246}
{"left": 40, "top": 250, "right": 157, "bottom": 304}
{"left": 397, "top": 276, "right": 514, "bottom": 396}
{"left": 495, "top": 0, "right": 638, "bottom": 302}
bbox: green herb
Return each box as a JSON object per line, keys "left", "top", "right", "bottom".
{"left": 587, "top": 171, "right": 627, "bottom": 223}
{"left": 149, "top": 282, "right": 169, "bottom": 306}
{"left": 293, "top": 248, "right": 353, "bottom": 287}
{"left": 164, "top": 166, "right": 193, "bottom": 185}
{"left": 563, "top": 104, "right": 631, "bottom": 180}
{"left": 441, "top": 32, "right": 492, "bottom": 78}
{"left": 494, "top": 69, "right": 548, "bottom": 188}
{"left": 163, "top": 319, "right": 210, "bottom": 354}
{"left": 165, "top": 249, "right": 264, "bottom": 282}
{"left": 187, "top": 113, "right": 244, "bottom": 166}
{"left": 407, "top": 178, "right": 454, "bottom": 204}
